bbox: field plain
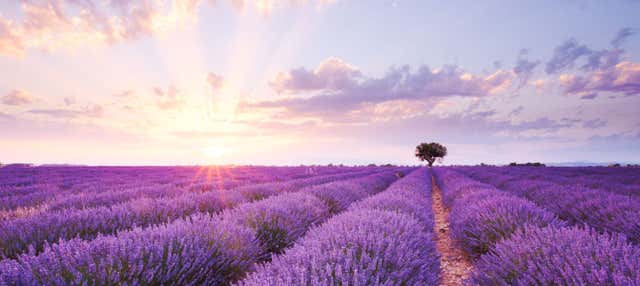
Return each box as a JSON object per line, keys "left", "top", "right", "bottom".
{"left": 0, "top": 165, "right": 638, "bottom": 285}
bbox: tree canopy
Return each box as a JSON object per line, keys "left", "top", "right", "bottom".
{"left": 415, "top": 142, "right": 447, "bottom": 167}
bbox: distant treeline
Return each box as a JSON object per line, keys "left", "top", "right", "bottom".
{"left": 508, "top": 162, "right": 546, "bottom": 167}
{"left": 474, "top": 162, "right": 639, "bottom": 168}
{"left": 609, "top": 163, "right": 640, "bottom": 168}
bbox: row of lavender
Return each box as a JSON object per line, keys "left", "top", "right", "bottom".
{"left": 457, "top": 166, "right": 640, "bottom": 244}
{"left": 0, "top": 165, "right": 356, "bottom": 192}
{"left": 0, "top": 166, "right": 355, "bottom": 214}
{"left": 0, "top": 167, "right": 389, "bottom": 259}
{"left": 535, "top": 166, "right": 640, "bottom": 196}
{"left": 237, "top": 168, "right": 440, "bottom": 285}
{"left": 434, "top": 168, "right": 640, "bottom": 285}
{"left": 465, "top": 166, "right": 640, "bottom": 197}
{"left": 0, "top": 166, "right": 294, "bottom": 199}
{"left": 0, "top": 168, "right": 410, "bottom": 285}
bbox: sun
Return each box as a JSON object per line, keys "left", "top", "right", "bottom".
{"left": 203, "top": 146, "right": 226, "bottom": 158}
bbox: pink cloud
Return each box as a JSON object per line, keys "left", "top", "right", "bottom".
{"left": 545, "top": 28, "right": 635, "bottom": 75}
{"left": 207, "top": 73, "right": 225, "bottom": 91}
{"left": 0, "top": 17, "right": 24, "bottom": 56}
{"left": 272, "top": 59, "right": 514, "bottom": 98}
{"left": 0, "top": 1, "right": 341, "bottom": 56}
{"left": 250, "top": 58, "right": 515, "bottom": 121}
{"left": 230, "top": 0, "right": 340, "bottom": 15}
{"left": 64, "top": 97, "right": 76, "bottom": 106}
{"left": 114, "top": 90, "right": 134, "bottom": 98}
{"left": 157, "top": 100, "right": 184, "bottom": 110}
{"left": 28, "top": 104, "right": 104, "bottom": 118}
{"left": 531, "top": 79, "right": 548, "bottom": 92}
{"left": 154, "top": 85, "right": 184, "bottom": 109}
{"left": 611, "top": 27, "right": 635, "bottom": 47}
{"left": 513, "top": 49, "right": 540, "bottom": 88}
{"left": 0, "top": 1, "right": 201, "bottom": 56}
{"left": 269, "top": 57, "right": 362, "bottom": 94}
{"left": 2, "top": 90, "right": 36, "bottom": 106}
{"left": 560, "top": 61, "right": 640, "bottom": 99}
{"left": 545, "top": 38, "right": 592, "bottom": 74}
{"left": 153, "top": 87, "right": 165, "bottom": 97}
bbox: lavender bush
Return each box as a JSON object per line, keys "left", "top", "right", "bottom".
{"left": 462, "top": 165, "right": 640, "bottom": 197}
{"left": 0, "top": 166, "right": 361, "bottom": 213}
{"left": 433, "top": 169, "right": 498, "bottom": 207}
{"left": 449, "top": 195, "right": 565, "bottom": 257}
{"left": 471, "top": 225, "right": 640, "bottom": 286}
{"left": 303, "top": 170, "right": 401, "bottom": 214}
{"left": 237, "top": 209, "right": 440, "bottom": 286}
{"left": 221, "top": 192, "right": 331, "bottom": 257}
{"left": 0, "top": 215, "right": 260, "bottom": 285}
{"left": 0, "top": 192, "right": 236, "bottom": 259}
{"left": 461, "top": 167, "right": 640, "bottom": 243}
{"left": 503, "top": 180, "right": 640, "bottom": 243}
{"left": 351, "top": 168, "right": 434, "bottom": 228}
{"left": 237, "top": 168, "right": 440, "bottom": 286}
{"left": 222, "top": 170, "right": 400, "bottom": 260}
{"left": 435, "top": 168, "right": 564, "bottom": 257}
{"left": 2, "top": 164, "right": 637, "bottom": 285}
{"left": 308, "top": 181, "right": 370, "bottom": 214}
{"left": 0, "top": 169, "right": 384, "bottom": 258}
{"left": 0, "top": 168, "right": 404, "bottom": 285}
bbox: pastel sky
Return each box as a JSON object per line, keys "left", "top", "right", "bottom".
{"left": 1, "top": 0, "right": 639, "bottom": 166}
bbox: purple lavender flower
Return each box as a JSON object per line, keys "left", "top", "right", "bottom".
{"left": 0, "top": 168, "right": 386, "bottom": 258}
{"left": 459, "top": 167, "right": 640, "bottom": 243}
{"left": 471, "top": 225, "right": 640, "bottom": 286}
{"left": 435, "top": 168, "right": 564, "bottom": 257}
{"left": 237, "top": 209, "right": 440, "bottom": 286}
{"left": 0, "top": 214, "right": 260, "bottom": 285}
{"left": 221, "top": 192, "right": 331, "bottom": 257}
{"left": 450, "top": 195, "right": 565, "bottom": 257}
{"left": 0, "top": 167, "right": 407, "bottom": 285}
{"left": 351, "top": 168, "right": 435, "bottom": 228}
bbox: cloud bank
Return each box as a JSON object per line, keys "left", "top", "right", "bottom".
{"left": 253, "top": 58, "right": 514, "bottom": 119}
{"left": 0, "top": 0, "right": 340, "bottom": 56}
{"left": 2, "top": 90, "right": 36, "bottom": 105}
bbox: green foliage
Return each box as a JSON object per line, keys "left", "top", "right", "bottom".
{"left": 509, "top": 162, "right": 546, "bottom": 167}
{"left": 415, "top": 142, "right": 447, "bottom": 167}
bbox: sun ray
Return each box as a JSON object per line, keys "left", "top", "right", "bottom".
{"left": 190, "top": 165, "right": 208, "bottom": 190}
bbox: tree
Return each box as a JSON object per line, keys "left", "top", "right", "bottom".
{"left": 415, "top": 142, "right": 447, "bottom": 167}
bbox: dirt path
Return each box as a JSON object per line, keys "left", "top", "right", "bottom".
{"left": 431, "top": 175, "right": 473, "bottom": 286}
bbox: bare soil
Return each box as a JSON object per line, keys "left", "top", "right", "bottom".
{"left": 432, "top": 176, "right": 473, "bottom": 286}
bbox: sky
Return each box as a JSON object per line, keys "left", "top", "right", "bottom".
{"left": 0, "top": 0, "right": 639, "bottom": 166}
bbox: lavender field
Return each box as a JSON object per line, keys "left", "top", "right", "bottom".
{"left": 0, "top": 165, "right": 639, "bottom": 285}
{"left": 2, "top": 1, "right": 639, "bottom": 285}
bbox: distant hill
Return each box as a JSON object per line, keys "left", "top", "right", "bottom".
{"left": 546, "top": 161, "right": 638, "bottom": 167}
{"left": 0, "top": 163, "right": 34, "bottom": 168}
{"left": 38, "top": 164, "right": 88, "bottom": 167}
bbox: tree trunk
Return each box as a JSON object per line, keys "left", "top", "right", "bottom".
{"left": 427, "top": 159, "right": 435, "bottom": 167}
